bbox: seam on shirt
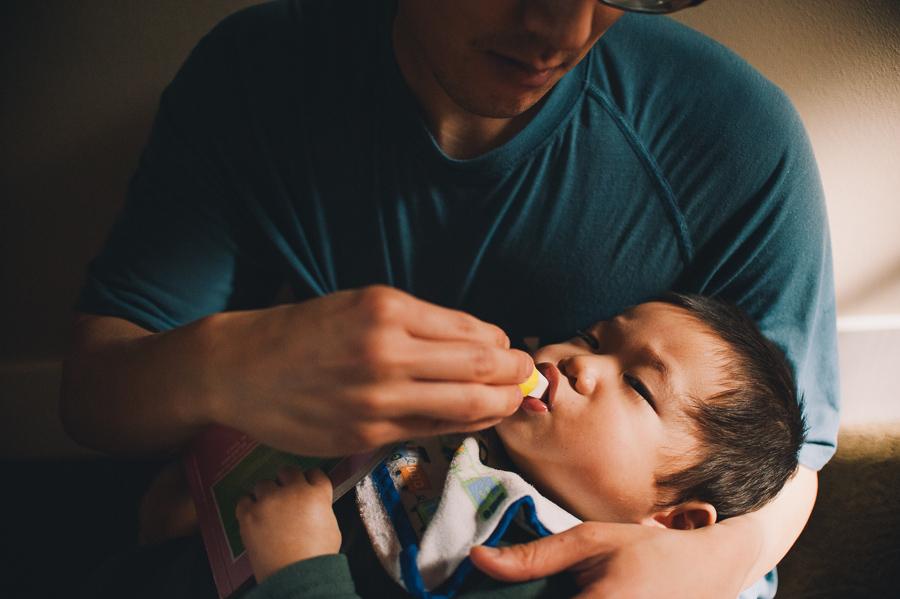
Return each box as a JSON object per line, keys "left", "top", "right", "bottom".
{"left": 584, "top": 84, "right": 694, "bottom": 265}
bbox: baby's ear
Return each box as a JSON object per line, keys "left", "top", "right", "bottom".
{"left": 646, "top": 501, "right": 717, "bottom": 530}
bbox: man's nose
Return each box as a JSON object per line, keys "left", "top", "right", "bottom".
{"left": 520, "top": 0, "right": 602, "bottom": 53}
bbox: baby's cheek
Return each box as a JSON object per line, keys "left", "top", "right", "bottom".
{"left": 493, "top": 416, "right": 541, "bottom": 462}
{"left": 494, "top": 424, "right": 530, "bottom": 467}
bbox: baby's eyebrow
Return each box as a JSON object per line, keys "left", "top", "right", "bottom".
{"left": 608, "top": 316, "right": 671, "bottom": 382}
{"left": 639, "top": 345, "right": 669, "bottom": 379}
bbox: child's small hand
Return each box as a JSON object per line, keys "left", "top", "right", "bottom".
{"left": 236, "top": 466, "right": 341, "bottom": 582}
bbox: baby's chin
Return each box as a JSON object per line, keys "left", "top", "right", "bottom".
{"left": 488, "top": 415, "right": 512, "bottom": 444}
{"left": 492, "top": 410, "right": 525, "bottom": 445}
{"left": 492, "top": 424, "right": 652, "bottom": 525}
{"left": 492, "top": 405, "right": 552, "bottom": 464}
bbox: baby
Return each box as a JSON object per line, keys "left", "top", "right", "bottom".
{"left": 236, "top": 292, "right": 806, "bottom": 598}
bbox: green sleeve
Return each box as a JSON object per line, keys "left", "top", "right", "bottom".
{"left": 243, "top": 554, "right": 361, "bottom": 599}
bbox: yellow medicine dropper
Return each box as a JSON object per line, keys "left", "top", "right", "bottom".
{"left": 519, "top": 365, "right": 549, "bottom": 399}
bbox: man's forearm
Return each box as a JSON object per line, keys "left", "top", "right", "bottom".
{"left": 60, "top": 287, "right": 531, "bottom": 458}
{"left": 60, "top": 312, "right": 216, "bottom": 456}
{"left": 722, "top": 464, "right": 818, "bottom": 591}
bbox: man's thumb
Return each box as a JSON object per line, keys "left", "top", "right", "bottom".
{"left": 469, "top": 530, "right": 597, "bottom": 582}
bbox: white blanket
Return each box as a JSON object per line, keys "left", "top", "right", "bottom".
{"left": 356, "top": 434, "right": 581, "bottom": 599}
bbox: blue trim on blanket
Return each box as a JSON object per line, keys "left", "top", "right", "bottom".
{"left": 372, "top": 461, "right": 425, "bottom": 595}
{"left": 371, "top": 461, "right": 555, "bottom": 599}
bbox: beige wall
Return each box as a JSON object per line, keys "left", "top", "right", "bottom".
{"left": 1, "top": 0, "right": 898, "bottom": 456}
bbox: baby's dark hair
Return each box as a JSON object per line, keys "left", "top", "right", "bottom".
{"left": 652, "top": 292, "right": 806, "bottom": 521}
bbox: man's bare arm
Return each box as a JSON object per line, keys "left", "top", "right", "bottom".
{"left": 721, "top": 464, "right": 818, "bottom": 592}
{"left": 60, "top": 286, "right": 532, "bottom": 457}
{"left": 61, "top": 311, "right": 221, "bottom": 456}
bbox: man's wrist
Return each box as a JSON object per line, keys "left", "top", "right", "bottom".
{"left": 675, "top": 517, "right": 765, "bottom": 597}
{"left": 715, "top": 514, "right": 766, "bottom": 593}
{"left": 135, "top": 311, "right": 231, "bottom": 437}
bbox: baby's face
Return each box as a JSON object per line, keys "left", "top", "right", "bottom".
{"left": 495, "top": 302, "right": 729, "bottom": 524}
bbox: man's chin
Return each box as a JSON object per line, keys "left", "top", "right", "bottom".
{"left": 443, "top": 82, "right": 552, "bottom": 121}
{"left": 465, "top": 94, "right": 547, "bottom": 120}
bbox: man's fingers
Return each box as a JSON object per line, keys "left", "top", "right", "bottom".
{"left": 401, "top": 339, "right": 533, "bottom": 385}
{"left": 235, "top": 382, "right": 520, "bottom": 454}
{"left": 470, "top": 525, "right": 611, "bottom": 582}
{"left": 364, "top": 381, "right": 523, "bottom": 424}
{"left": 397, "top": 293, "right": 510, "bottom": 349}
{"left": 377, "top": 415, "right": 506, "bottom": 441}
{"left": 344, "top": 286, "right": 511, "bottom": 348}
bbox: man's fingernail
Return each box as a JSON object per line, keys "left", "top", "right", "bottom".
{"left": 478, "top": 545, "right": 501, "bottom": 555}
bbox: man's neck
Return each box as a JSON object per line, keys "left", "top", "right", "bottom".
{"left": 391, "top": 17, "right": 543, "bottom": 160}
{"left": 422, "top": 100, "right": 544, "bottom": 161}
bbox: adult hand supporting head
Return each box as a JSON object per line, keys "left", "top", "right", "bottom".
{"left": 61, "top": 285, "right": 532, "bottom": 457}
{"left": 469, "top": 522, "right": 748, "bottom": 599}
{"left": 469, "top": 465, "right": 818, "bottom": 599}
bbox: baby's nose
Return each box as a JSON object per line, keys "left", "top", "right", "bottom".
{"left": 560, "top": 355, "right": 601, "bottom": 395}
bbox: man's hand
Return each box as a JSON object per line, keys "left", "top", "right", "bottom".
{"left": 202, "top": 286, "right": 531, "bottom": 455}
{"left": 236, "top": 467, "right": 340, "bottom": 582}
{"left": 470, "top": 466, "right": 818, "bottom": 599}
{"left": 470, "top": 522, "right": 748, "bottom": 599}
{"left": 61, "top": 285, "right": 532, "bottom": 456}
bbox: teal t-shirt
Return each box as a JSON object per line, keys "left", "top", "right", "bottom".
{"left": 76, "top": 4, "right": 839, "bottom": 594}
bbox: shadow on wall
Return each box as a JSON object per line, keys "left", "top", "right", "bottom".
{"left": 1, "top": 111, "right": 157, "bottom": 360}
{"left": 0, "top": 0, "right": 264, "bottom": 363}
{"left": 838, "top": 259, "right": 900, "bottom": 316}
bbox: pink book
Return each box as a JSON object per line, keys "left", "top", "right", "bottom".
{"left": 182, "top": 424, "right": 393, "bottom": 598}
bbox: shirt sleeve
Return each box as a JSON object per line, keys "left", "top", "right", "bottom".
{"left": 244, "top": 555, "right": 362, "bottom": 599}
{"left": 73, "top": 6, "right": 289, "bottom": 332}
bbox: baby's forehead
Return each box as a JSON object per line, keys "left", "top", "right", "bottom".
{"left": 620, "top": 300, "right": 703, "bottom": 324}
{"left": 629, "top": 303, "right": 737, "bottom": 394}
{"left": 610, "top": 302, "right": 728, "bottom": 347}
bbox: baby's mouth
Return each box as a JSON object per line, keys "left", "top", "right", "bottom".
{"left": 520, "top": 395, "right": 549, "bottom": 413}
{"left": 516, "top": 365, "right": 552, "bottom": 413}
{"left": 536, "top": 362, "right": 559, "bottom": 409}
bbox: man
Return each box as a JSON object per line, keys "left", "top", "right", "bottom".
{"left": 61, "top": 1, "right": 839, "bottom": 598}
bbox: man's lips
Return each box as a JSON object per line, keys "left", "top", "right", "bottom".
{"left": 486, "top": 52, "right": 560, "bottom": 88}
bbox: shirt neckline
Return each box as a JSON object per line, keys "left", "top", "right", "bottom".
{"left": 377, "top": 5, "right": 590, "bottom": 175}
